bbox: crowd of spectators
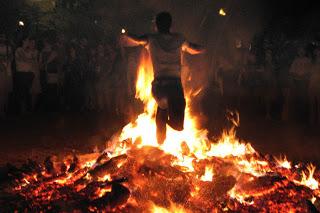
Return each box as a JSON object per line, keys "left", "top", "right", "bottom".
{"left": 1, "top": 32, "right": 320, "bottom": 126}
{"left": 0, "top": 33, "right": 140, "bottom": 119}
{"left": 216, "top": 39, "right": 320, "bottom": 125}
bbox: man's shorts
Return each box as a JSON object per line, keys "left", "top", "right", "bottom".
{"left": 152, "top": 77, "right": 186, "bottom": 130}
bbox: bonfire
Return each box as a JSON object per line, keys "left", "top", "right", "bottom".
{"left": 0, "top": 50, "right": 319, "bottom": 212}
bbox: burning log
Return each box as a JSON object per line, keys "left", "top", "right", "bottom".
{"left": 198, "top": 175, "right": 236, "bottom": 202}
{"left": 306, "top": 199, "right": 320, "bottom": 213}
{"left": 91, "top": 183, "right": 130, "bottom": 208}
{"left": 88, "top": 154, "right": 127, "bottom": 179}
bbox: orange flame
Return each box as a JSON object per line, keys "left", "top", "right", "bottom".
{"left": 151, "top": 202, "right": 189, "bottom": 213}
{"left": 298, "top": 164, "right": 319, "bottom": 190}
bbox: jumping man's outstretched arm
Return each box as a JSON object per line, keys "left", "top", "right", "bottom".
{"left": 121, "top": 33, "right": 148, "bottom": 47}
{"left": 182, "top": 41, "right": 205, "bottom": 55}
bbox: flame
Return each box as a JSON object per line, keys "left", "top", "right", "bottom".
{"left": 151, "top": 202, "right": 188, "bottom": 213}
{"left": 119, "top": 46, "right": 319, "bottom": 211}
{"left": 228, "top": 187, "right": 254, "bottom": 205}
{"left": 120, "top": 50, "right": 209, "bottom": 165}
{"left": 200, "top": 166, "right": 214, "bottom": 181}
{"left": 275, "top": 155, "right": 292, "bottom": 169}
{"left": 207, "top": 130, "right": 255, "bottom": 158}
{"left": 119, "top": 47, "right": 274, "bottom": 211}
{"left": 97, "top": 174, "right": 111, "bottom": 182}
{"left": 96, "top": 185, "right": 112, "bottom": 198}
{"left": 298, "top": 164, "right": 319, "bottom": 190}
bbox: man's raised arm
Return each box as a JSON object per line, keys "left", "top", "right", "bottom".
{"left": 182, "top": 41, "right": 205, "bottom": 55}
{"left": 121, "top": 33, "right": 148, "bottom": 47}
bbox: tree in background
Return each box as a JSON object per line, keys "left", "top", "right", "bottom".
{"left": 0, "top": 0, "right": 105, "bottom": 41}
{"left": 0, "top": 0, "right": 24, "bottom": 36}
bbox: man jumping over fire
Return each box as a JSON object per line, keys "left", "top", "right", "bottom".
{"left": 121, "top": 12, "right": 205, "bottom": 144}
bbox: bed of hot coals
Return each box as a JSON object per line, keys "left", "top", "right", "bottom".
{"left": 0, "top": 133, "right": 319, "bottom": 212}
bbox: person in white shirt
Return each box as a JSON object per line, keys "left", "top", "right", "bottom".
{"left": 121, "top": 12, "right": 205, "bottom": 144}
{"left": 15, "top": 37, "right": 38, "bottom": 113}
{"left": 29, "top": 38, "right": 40, "bottom": 109}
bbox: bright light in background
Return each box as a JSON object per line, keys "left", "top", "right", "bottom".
{"left": 219, "top": 8, "right": 227, "bottom": 16}
{"left": 18, "top": 21, "right": 25, "bottom": 27}
{"left": 121, "top": 28, "right": 126, "bottom": 34}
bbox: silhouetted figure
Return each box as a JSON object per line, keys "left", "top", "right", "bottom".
{"left": 0, "top": 34, "right": 13, "bottom": 118}
{"left": 64, "top": 46, "right": 85, "bottom": 111}
{"left": 309, "top": 48, "right": 320, "bottom": 125}
{"left": 14, "top": 37, "right": 38, "bottom": 113}
{"left": 289, "top": 47, "right": 312, "bottom": 121}
{"left": 122, "top": 12, "right": 205, "bottom": 144}
{"left": 39, "top": 39, "right": 60, "bottom": 111}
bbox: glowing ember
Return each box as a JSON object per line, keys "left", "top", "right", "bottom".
{"left": 311, "top": 196, "right": 317, "bottom": 204}
{"left": 151, "top": 202, "right": 188, "bottom": 213}
{"left": 297, "top": 164, "right": 319, "bottom": 190}
{"left": 275, "top": 155, "right": 292, "bottom": 169}
{"left": 200, "top": 166, "right": 214, "bottom": 181}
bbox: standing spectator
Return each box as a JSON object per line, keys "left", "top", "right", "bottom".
{"left": 29, "top": 38, "right": 40, "bottom": 109}
{"left": 309, "top": 48, "right": 320, "bottom": 125}
{"left": 39, "top": 39, "right": 50, "bottom": 94}
{"left": 124, "top": 47, "right": 139, "bottom": 119}
{"left": 64, "top": 45, "right": 85, "bottom": 111}
{"left": 239, "top": 52, "right": 260, "bottom": 112}
{"left": 113, "top": 38, "right": 128, "bottom": 116}
{"left": 14, "top": 37, "right": 37, "bottom": 113}
{"left": 0, "top": 34, "right": 13, "bottom": 118}
{"left": 271, "top": 33, "right": 294, "bottom": 121}
{"left": 55, "top": 34, "right": 67, "bottom": 105}
{"left": 95, "top": 43, "right": 112, "bottom": 112}
{"left": 217, "top": 56, "right": 238, "bottom": 111}
{"left": 103, "top": 43, "right": 117, "bottom": 112}
{"left": 39, "top": 39, "right": 60, "bottom": 111}
{"left": 263, "top": 50, "right": 277, "bottom": 119}
{"left": 289, "top": 47, "right": 312, "bottom": 121}
{"left": 85, "top": 46, "right": 97, "bottom": 110}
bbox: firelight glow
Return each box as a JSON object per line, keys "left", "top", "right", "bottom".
{"left": 12, "top": 43, "right": 320, "bottom": 212}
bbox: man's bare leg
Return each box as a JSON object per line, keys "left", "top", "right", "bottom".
{"left": 156, "top": 107, "right": 168, "bottom": 144}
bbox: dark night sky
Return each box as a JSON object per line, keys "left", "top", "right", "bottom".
{"left": 264, "top": 0, "right": 320, "bottom": 35}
